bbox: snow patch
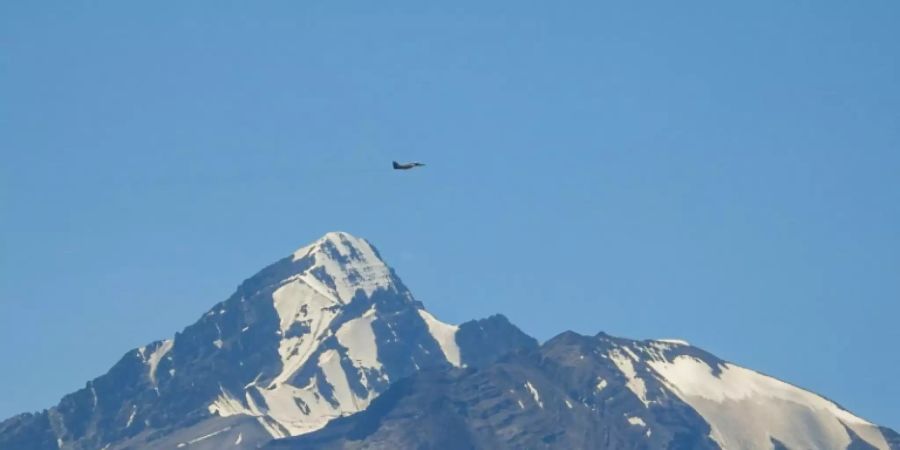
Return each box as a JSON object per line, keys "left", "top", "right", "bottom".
{"left": 146, "top": 339, "right": 173, "bottom": 387}
{"left": 524, "top": 381, "right": 543, "bottom": 408}
{"left": 260, "top": 379, "right": 345, "bottom": 435}
{"left": 417, "top": 309, "right": 461, "bottom": 367}
{"left": 655, "top": 339, "right": 690, "bottom": 346}
{"left": 208, "top": 386, "right": 249, "bottom": 418}
{"left": 609, "top": 349, "right": 649, "bottom": 406}
{"left": 319, "top": 349, "right": 361, "bottom": 412}
{"left": 270, "top": 280, "right": 340, "bottom": 386}
{"left": 335, "top": 307, "right": 383, "bottom": 372}
{"left": 627, "top": 416, "right": 647, "bottom": 427}
{"left": 648, "top": 355, "right": 890, "bottom": 450}
{"left": 622, "top": 346, "right": 641, "bottom": 361}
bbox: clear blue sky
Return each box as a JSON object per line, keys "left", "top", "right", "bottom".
{"left": 2, "top": 1, "right": 898, "bottom": 429}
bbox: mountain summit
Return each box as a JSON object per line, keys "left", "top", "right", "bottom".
{"left": 0, "top": 232, "right": 896, "bottom": 450}
{"left": 0, "top": 232, "right": 536, "bottom": 450}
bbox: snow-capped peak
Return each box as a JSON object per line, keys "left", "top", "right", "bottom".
{"left": 290, "top": 231, "right": 394, "bottom": 304}
{"left": 206, "top": 232, "right": 462, "bottom": 439}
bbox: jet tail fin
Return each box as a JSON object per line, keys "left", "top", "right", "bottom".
{"left": 392, "top": 161, "right": 401, "bottom": 169}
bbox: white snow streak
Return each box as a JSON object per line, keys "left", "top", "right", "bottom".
{"left": 176, "top": 426, "right": 231, "bottom": 447}
{"left": 524, "top": 381, "right": 543, "bottom": 408}
{"left": 125, "top": 405, "right": 137, "bottom": 427}
{"left": 90, "top": 382, "right": 98, "bottom": 408}
{"left": 608, "top": 349, "right": 649, "bottom": 406}
{"left": 147, "top": 339, "right": 173, "bottom": 387}
{"left": 655, "top": 339, "right": 690, "bottom": 346}
{"left": 417, "top": 309, "right": 461, "bottom": 367}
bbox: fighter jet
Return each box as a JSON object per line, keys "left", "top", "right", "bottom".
{"left": 392, "top": 161, "right": 426, "bottom": 170}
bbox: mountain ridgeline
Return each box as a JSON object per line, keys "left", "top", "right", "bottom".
{"left": 0, "top": 232, "right": 896, "bottom": 450}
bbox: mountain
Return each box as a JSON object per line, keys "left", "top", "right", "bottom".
{"left": 0, "top": 232, "right": 536, "bottom": 450}
{"left": 1, "top": 232, "right": 896, "bottom": 450}
{"left": 270, "top": 332, "right": 899, "bottom": 450}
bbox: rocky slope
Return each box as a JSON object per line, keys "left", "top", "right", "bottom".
{"left": 270, "top": 332, "right": 899, "bottom": 450}
{"left": 0, "top": 232, "right": 535, "bottom": 450}
{"left": 1, "top": 232, "right": 895, "bottom": 450}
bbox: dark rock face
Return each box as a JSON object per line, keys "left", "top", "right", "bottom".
{"left": 0, "top": 412, "right": 58, "bottom": 450}
{"left": 456, "top": 314, "right": 539, "bottom": 368}
{"left": 880, "top": 427, "right": 900, "bottom": 450}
